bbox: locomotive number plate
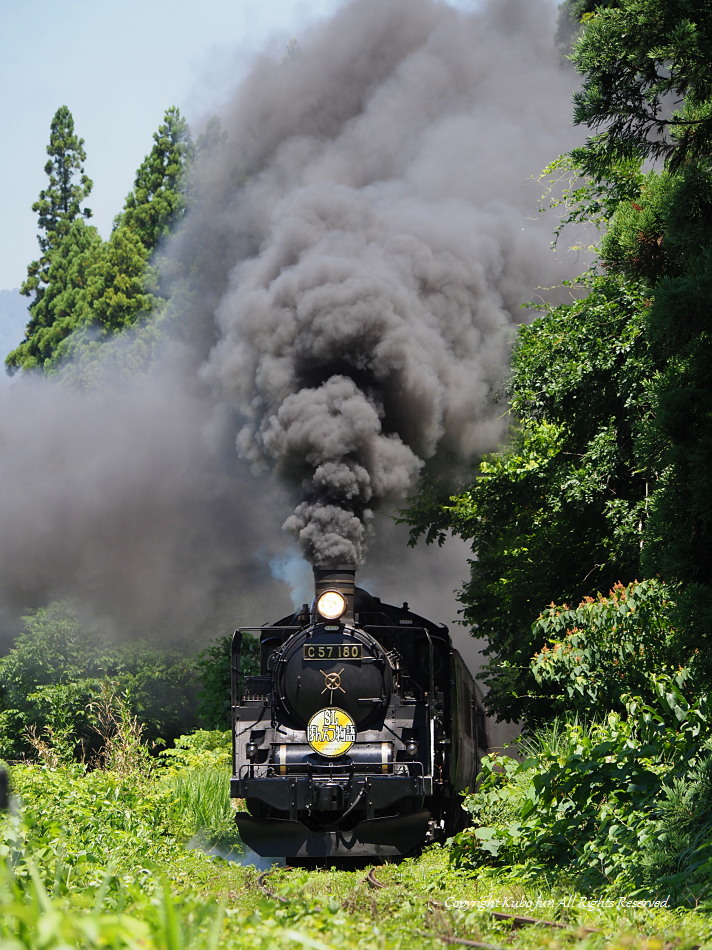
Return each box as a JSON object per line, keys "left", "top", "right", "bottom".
{"left": 303, "top": 643, "right": 362, "bottom": 661}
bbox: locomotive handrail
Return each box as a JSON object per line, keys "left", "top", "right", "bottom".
{"left": 231, "top": 630, "right": 242, "bottom": 770}
{"left": 362, "top": 622, "right": 432, "bottom": 633}
{"left": 422, "top": 628, "right": 436, "bottom": 779}
{"left": 243, "top": 621, "right": 441, "bottom": 633}
{"left": 239, "top": 625, "right": 303, "bottom": 634}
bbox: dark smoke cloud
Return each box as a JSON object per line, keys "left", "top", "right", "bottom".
{"left": 0, "top": 0, "right": 587, "bottom": 641}
{"left": 0, "top": 351, "right": 295, "bottom": 640}
{"left": 191, "top": 0, "right": 585, "bottom": 566}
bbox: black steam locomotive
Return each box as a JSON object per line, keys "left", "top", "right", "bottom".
{"left": 230, "top": 566, "right": 486, "bottom": 860}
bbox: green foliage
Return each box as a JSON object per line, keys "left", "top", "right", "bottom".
{"left": 0, "top": 602, "right": 258, "bottom": 761}
{"left": 641, "top": 755, "right": 712, "bottom": 894}
{"left": 95, "top": 642, "right": 198, "bottom": 747}
{"left": 8, "top": 106, "right": 193, "bottom": 376}
{"left": 160, "top": 731, "right": 237, "bottom": 849}
{"left": 570, "top": 0, "right": 712, "bottom": 175}
{"left": 88, "top": 680, "right": 154, "bottom": 774}
{"left": 453, "top": 675, "right": 712, "bottom": 903}
{"left": 169, "top": 769, "right": 237, "bottom": 851}
{"left": 80, "top": 224, "right": 157, "bottom": 334}
{"left": 19, "top": 106, "right": 93, "bottom": 306}
{"left": 0, "top": 758, "right": 232, "bottom": 949}
{"left": 160, "top": 729, "right": 230, "bottom": 773}
{"left": 2, "top": 757, "right": 711, "bottom": 948}
{"left": 555, "top": 0, "right": 622, "bottom": 59}
{"left": 403, "top": 273, "right": 654, "bottom": 721}
{"left": 8, "top": 106, "right": 94, "bottom": 374}
{"left": 0, "top": 861, "right": 155, "bottom": 949}
{"left": 6, "top": 218, "right": 102, "bottom": 372}
{"left": 561, "top": 0, "right": 622, "bottom": 19}
{"left": 0, "top": 601, "right": 199, "bottom": 759}
{"left": 195, "top": 634, "right": 259, "bottom": 730}
{"left": 597, "top": 159, "right": 712, "bottom": 680}
{"left": 539, "top": 152, "right": 645, "bottom": 248}
{"left": 599, "top": 172, "right": 674, "bottom": 281}
{"left": 634, "top": 170, "right": 712, "bottom": 587}
{"left": 531, "top": 579, "right": 677, "bottom": 716}
{"left": 6, "top": 764, "right": 184, "bottom": 875}
{"left": 445, "top": 553, "right": 712, "bottom": 905}
{"left": 121, "top": 107, "right": 193, "bottom": 252}
{"left": 544, "top": 12, "right": 712, "bottom": 691}
{"left": 0, "top": 601, "right": 102, "bottom": 685}
{"left": 426, "top": 2, "right": 712, "bottom": 727}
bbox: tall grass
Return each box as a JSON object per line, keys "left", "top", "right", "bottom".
{"left": 169, "top": 767, "right": 241, "bottom": 851}
{"left": 0, "top": 850, "right": 226, "bottom": 950}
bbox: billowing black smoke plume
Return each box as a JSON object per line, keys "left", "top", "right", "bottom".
{"left": 0, "top": 354, "right": 294, "bottom": 641}
{"left": 190, "top": 0, "right": 583, "bottom": 566}
{"left": 0, "top": 0, "right": 586, "bottom": 638}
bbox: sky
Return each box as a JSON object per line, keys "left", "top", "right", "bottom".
{"left": 0, "top": 0, "right": 364, "bottom": 292}
{"left": 0, "top": 0, "right": 509, "bottom": 294}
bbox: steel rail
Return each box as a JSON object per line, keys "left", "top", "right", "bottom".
{"left": 256, "top": 866, "right": 294, "bottom": 902}
{"left": 366, "top": 865, "right": 600, "bottom": 943}
{"left": 257, "top": 863, "right": 601, "bottom": 949}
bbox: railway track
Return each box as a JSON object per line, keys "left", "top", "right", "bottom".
{"left": 256, "top": 863, "right": 600, "bottom": 949}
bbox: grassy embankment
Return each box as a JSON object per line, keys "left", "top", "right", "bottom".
{"left": 2, "top": 733, "right": 712, "bottom": 949}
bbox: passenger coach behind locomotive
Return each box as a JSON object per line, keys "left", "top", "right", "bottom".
{"left": 231, "top": 566, "right": 486, "bottom": 859}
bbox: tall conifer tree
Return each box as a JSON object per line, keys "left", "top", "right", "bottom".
{"left": 7, "top": 107, "right": 93, "bottom": 373}
{"left": 121, "top": 106, "right": 193, "bottom": 252}
{"left": 7, "top": 220, "right": 101, "bottom": 372}
{"left": 21, "top": 106, "right": 93, "bottom": 310}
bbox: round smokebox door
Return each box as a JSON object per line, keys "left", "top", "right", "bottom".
{"left": 274, "top": 626, "right": 392, "bottom": 729}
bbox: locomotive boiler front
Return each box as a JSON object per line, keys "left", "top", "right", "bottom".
{"left": 272, "top": 618, "right": 393, "bottom": 734}
{"left": 230, "top": 565, "right": 483, "bottom": 860}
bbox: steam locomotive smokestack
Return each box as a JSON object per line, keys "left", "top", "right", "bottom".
{"left": 313, "top": 565, "right": 356, "bottom": 625}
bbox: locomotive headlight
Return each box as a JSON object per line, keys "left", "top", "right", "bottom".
{"left": 316, "top": 589, "right": 347, "bottom": 620}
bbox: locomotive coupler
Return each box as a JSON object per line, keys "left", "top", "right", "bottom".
{"left": 312, "top": 783, "right": 344, "bottom": 811}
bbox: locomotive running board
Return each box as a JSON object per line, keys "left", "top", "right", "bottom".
{"left": 235, "top": 809, "right": 431, "bottom": 858}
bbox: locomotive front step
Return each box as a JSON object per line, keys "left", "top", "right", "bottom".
{"left": 235, "top": 809, "right": 433, "bottom": 858}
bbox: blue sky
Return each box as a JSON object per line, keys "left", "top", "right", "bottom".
{"left": 0, "top": 0, "right": 355, "bottom": 291}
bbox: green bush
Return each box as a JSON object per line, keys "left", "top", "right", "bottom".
{"left": 3, "top": 753, "right": 710, "bottom": 948}
{"left": 0, "top": 602, "right": 203, "bottom": 759}
{"left": 531, "top": 578, "right": 678, "bottom": 716}
{"left": 0, "top": 760, "right": 232, "bottom": 949}
{"left": 453, "top": 674, "right": 712, "bottom": 904}
{"left": 160, "top": 730, "right": 238, "bottom": 851}
{"left": 0, "top": 603, "right": 263, "bottom": 760}
{"left": 160, "top": 730, "right": 230, "bottom": 773}
{"left": 195, "top": 634, "right": 259, "bottom": 730}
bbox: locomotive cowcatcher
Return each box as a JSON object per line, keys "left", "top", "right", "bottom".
{"left": 230, "top": 566, "right": 486, "bottom": 860}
